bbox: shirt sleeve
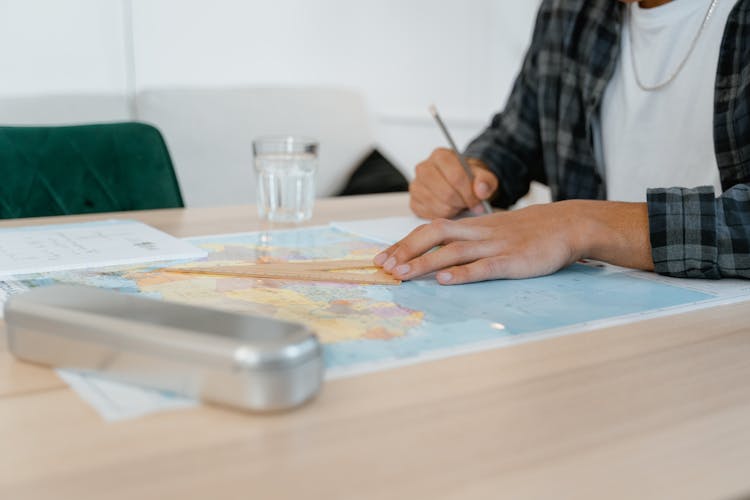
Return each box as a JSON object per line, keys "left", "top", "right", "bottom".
{"left": 647, "top": 184, "right": 750, "bottom": 278}
{"left": 463, "top": 3, "right": 550, "bottom": 209}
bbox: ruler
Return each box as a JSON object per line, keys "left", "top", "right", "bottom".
{"left": 164, "top": 259, "right": 401, "bottom": 285}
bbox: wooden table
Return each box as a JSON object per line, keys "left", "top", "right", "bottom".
{"left": 2, "top": 193, "right": 750, "bottom": 500}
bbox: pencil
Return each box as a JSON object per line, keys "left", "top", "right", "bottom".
{"left": 429, "top": 104, "right": 493, "bottom": 215}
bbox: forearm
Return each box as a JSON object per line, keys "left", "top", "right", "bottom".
{"left": 564, "top": 200, "right": 655, "bottom": 271}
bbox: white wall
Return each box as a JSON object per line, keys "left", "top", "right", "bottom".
{"left": 0, "top": 0, "right": 129, "bottom": 96}
{"left": 0, "top": 0, "right": 542, "bottom": 192}
{"left": 0, "top": 0, "right": 133, "bottom": 123}
{"left": 130, "top": 0, "right": 541, "bottom": 173}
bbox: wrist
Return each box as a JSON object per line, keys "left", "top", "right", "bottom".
{"left": 563, "top": 200, "right": 654, "bottom": 271}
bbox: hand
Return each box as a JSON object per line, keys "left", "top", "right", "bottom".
{"left": 374, "top": 200, "right": 654, "bottom": 284}
{"left": 409, "top": 148, "right": 499, "bottom": 219}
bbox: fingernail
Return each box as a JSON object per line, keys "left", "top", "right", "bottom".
{"left": 384, "top": 256, "right": 397, "bottom": 272}
{"left": 437, "top": 271, "right": 453, "bottom": 283}
{"left": 374, "top": 252, "right": 388, "bottom": 266}
{"left": 394, "top": 264, "right": 411, "bottom": 276}
{"left": 471, "top": 204, "right": 485, "bottom": 215}
{"left": 476, "top": 182, "right": 490, "bottom": 198}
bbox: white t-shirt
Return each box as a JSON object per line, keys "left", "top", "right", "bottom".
{"left": 598, "top": 0, "right": 737, "bottom": 202}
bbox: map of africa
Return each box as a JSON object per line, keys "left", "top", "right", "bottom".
{"left": 1, "top": 225, "right": 729, "bottom": 376}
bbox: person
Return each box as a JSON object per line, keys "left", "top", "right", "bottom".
{"left": 375, "top": 0, "right": 750, "bottom": 284}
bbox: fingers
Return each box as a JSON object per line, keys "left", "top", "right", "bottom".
{"left": 436, "top": 257, "right": 514, "bottom": 285}
{"left": 373, "top": 219, "right": 487, "bottom": 272}
{"left": 471, "top": 166, "right": 499, "bottom": 205}
{"left": 392, "top": 240, "right": 504, "bottom": 281}
{"left": 431, "top": 149, "right": 481, "bottom": 212}
{"left": 374, "top": 223, "right": 429, "bottom": 266}
{"left": 372, "top": 215, "right": 524, "bottom": 285}
{"left": 409, "top": 179, "right": 462, "bottom": 219}
{"left": 409, "top": 149, "right": 498, "bottom": 219}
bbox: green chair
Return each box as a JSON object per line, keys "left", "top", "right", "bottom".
{"left": 0, "top": 122, "right": 184, "bottom": 219}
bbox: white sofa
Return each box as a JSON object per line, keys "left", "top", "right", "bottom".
{"left": 136, "top": 87, "right": 375, "bottom": 207}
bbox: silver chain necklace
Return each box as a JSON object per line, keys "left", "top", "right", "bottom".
{"left": 628, "top": 0, "right": 720, "bottom": 91}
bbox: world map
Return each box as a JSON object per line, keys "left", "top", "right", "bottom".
{"left": 3, "top": 225, "right": 722, "bottom": 376}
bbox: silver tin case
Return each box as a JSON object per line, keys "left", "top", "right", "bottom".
{"left": 5, "top": 285, "right": 323, "bottom": 411}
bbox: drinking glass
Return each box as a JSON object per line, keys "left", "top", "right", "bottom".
{"left": 253, "top": 136, "right": 318, "bottom": 223}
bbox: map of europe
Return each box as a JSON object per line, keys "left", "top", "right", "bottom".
{"left": 2, "top": 226, "right": 719, "bottom": 376}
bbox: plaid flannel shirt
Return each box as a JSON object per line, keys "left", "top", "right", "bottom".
{"left": 465, "top": 0, "right": 750, "bottom": 279}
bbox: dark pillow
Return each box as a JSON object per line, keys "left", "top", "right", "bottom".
{"left": 337, "top": 149, "right": 408, "bottom": 196}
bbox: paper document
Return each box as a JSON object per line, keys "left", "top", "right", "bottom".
{"left": 0, "top": 220, "right": 207, "bottom": 277}
{"left": 57, "top": 369, "right": 197, "bottom": 421}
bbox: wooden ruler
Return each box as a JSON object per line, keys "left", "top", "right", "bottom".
{"left": 164, "top": 258, "right": 401, "bottom": 285}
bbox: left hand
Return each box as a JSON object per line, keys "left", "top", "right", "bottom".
{"left": 373, "top": 200, "right": 654, "bottom": 284}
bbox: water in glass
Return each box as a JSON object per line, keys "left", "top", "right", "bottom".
{"left": 255, "top": 152, "right": 316, "bottom": 223}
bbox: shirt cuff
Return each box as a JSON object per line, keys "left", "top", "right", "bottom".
{"left": 647, "top": 186, "right": 720, "bottom": 278}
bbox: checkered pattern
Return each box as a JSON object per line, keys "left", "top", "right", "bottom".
{"left": 465, "top": 0, "right": 750, "bottom": 278}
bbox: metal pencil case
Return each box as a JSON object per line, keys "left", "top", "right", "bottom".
{"left": 5, "top": 284, "right": 323, "bottom": 411}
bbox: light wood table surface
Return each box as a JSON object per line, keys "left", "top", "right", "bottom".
{"left": 2, "top": 193, "right": 750, "bottom": 500}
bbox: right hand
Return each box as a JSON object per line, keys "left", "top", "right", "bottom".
{"left": 409, "top": 148, "right": 499, "bottom": 219}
